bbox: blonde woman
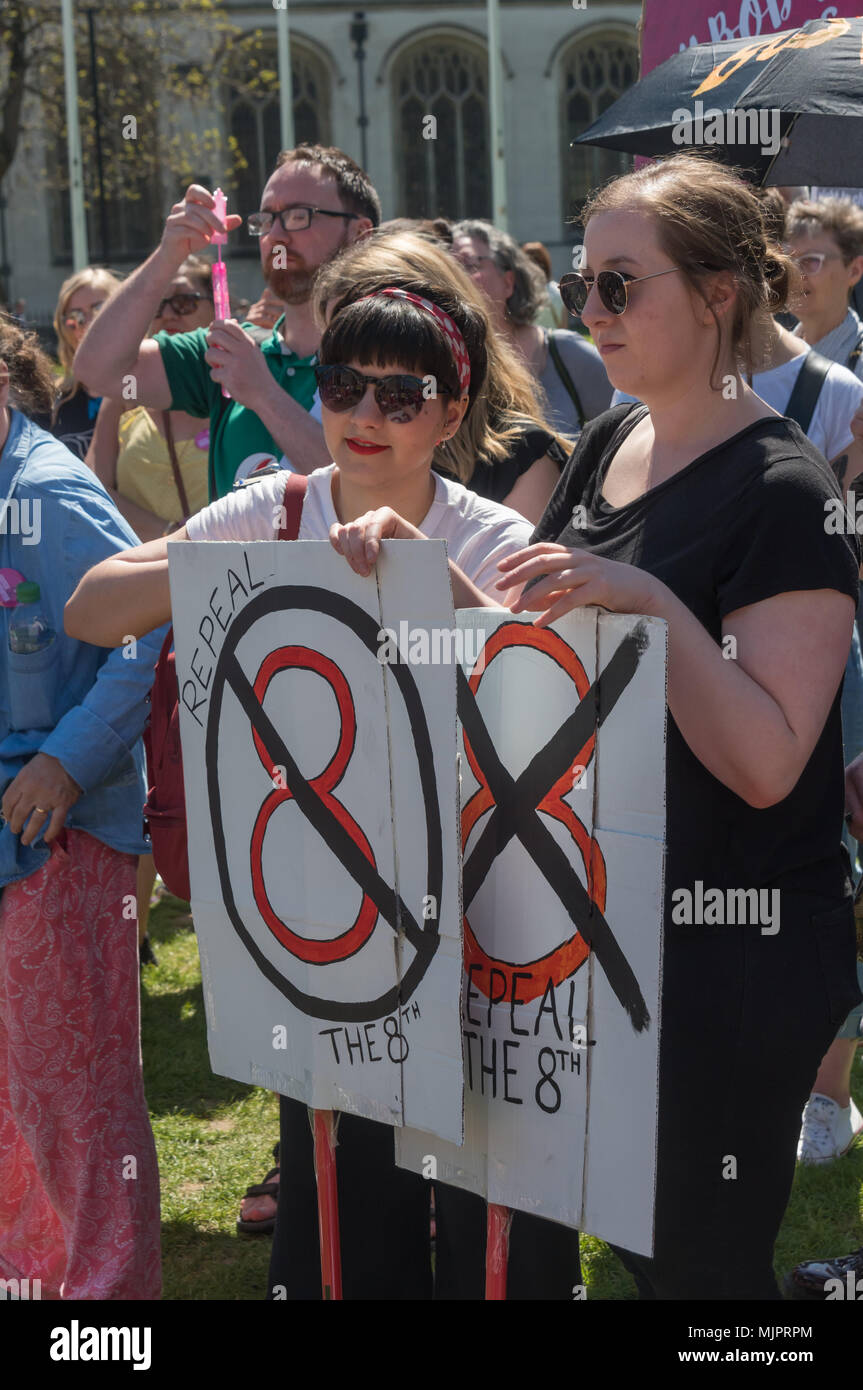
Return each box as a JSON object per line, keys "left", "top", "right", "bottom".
{"left": 37, "top": 268, "right": 122, "bottom": 460}
{"left": 86, "top": 255, "right": 215, "bottom": 545}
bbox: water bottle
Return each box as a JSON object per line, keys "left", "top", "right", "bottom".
{"left": 9, "top": 582, "right": 55, "bottom": 654}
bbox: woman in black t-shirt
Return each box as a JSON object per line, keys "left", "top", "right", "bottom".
{"left": 497, "top": 155, "right": 863, "bottom": 1300}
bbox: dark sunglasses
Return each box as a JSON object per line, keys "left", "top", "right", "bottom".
{"left": 155, "top": 292, "right": 207, "bottom": 318}
{"left": 559, "top": 267, "right": 682, "bottom": 317}
{"left": 314, "top": 365, "right": 452, "bottom": 420}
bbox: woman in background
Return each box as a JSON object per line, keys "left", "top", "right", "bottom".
{"left": 0, "top": 313, "right": 163, "bottom": 1298}
{"left": 38, "top": 267, "right": 122, "bottom": 460}
{"left": 87, "top": 253, "right": 214, "bottom": 543}
{"left": 451, "top": 219, "right": 612, "bottom": 437}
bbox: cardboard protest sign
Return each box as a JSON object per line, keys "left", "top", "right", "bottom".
{"left": 396, "top": 609, "right": 667, "bottom": 1257}
{"left": 168, "top": 539, "right": 464, "bottom": 1143}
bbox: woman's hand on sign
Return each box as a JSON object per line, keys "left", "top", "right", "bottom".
{"left": 1, "top": 753, "right": 82, "bottom": 847}
{"left": 496, "top": 543, "right": 662, "bottom": 626}
{"left": 158, "top": 185, "right": 242, "bottom": 268}
{"left": 329, "top": 508, "right": 421, "bottom": 578}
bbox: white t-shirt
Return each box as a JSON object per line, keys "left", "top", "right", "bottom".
{"left": 611, "top": 351, "right": 863, "bottom": 462}
{"left": 749, "top": 354, "right": 863, "bottom": 462}
{"left": 185, "top": 463, "right": 534, "bottom": 600}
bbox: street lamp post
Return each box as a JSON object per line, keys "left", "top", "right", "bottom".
{"left": 275, "top": 0, "right": 295, "bottom": 151}
{"left": 349, "top": 11, "right": 369, "bottom": 172}
{"left": 60, "top": 0, "right": 89, "bottom": 268}
{"left": 86, "top": 7, "right": 110, "bottom": 264}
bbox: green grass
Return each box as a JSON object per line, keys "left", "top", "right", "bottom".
{"left": 143, "top": 895, "right": 863, "bottom": 1299}
{"left": 142, "top": 894, "right": 278, "bottom": 1300}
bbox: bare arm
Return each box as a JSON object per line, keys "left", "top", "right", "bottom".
{"left": 65, "top": 532, "right": 185, "bottom": 646}
{"left": 85, "top": 399, "right": 174, "bottom": 542}
{"left": 85, "top": 396, "right": 124, "bottom": 486}
{"left": 499, "top": 545, "right": 854, "bottom": 809}
{"left": 659, "top": 585, "right": 852, "bottom": 808}
{"left": 500, "top": 453, "right": 561, "bottom": 526}
{"left": 73, "top": 183, "right": 242, "bottom": 404}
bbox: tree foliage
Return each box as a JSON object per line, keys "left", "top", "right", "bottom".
{"left": 0, "top": 2, "right": 277, "bottom": 268}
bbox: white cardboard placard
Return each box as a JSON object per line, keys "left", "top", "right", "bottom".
{"left": 169, "top": 539, "right": 464, "bottom": 1143}
{"left": 396, "top": 608, "right": 667, "bottom": 1255}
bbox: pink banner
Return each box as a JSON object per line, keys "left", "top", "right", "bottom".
{"left": 640, "top": 0, "right": 863, "bottom": 76}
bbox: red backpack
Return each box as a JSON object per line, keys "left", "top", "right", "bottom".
{"left": 143, "top": 472, "right": 308, "bottom": 900}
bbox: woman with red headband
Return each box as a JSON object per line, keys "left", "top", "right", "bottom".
{"left": 65, "top": 257, "right": 584, "bottom": 1299}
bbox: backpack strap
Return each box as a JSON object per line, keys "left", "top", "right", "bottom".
{"left": 547, "top": 331, "right": 586, "bottom": 430}
{"left": 784, "top": 349, "right": 833, "bottom": 435}
{"left": 161, "top": 410, "right": 192, "bottom": 522}
{"left": 277, "top": 471, "right": 308, "bottom": 539}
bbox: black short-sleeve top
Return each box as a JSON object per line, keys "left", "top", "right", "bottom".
{"left": 532, "top": 404, "right": 861, "bottom": 895}
{"left": 436, "top": 425, "right": 568, "bottom": 505}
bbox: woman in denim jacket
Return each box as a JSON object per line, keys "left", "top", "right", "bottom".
{"left": 0, "top": 316, "right": 166, "bottom": 1300}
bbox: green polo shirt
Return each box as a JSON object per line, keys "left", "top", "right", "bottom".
{"left": 154, "top": 315, "right": 319, "bottom": 500}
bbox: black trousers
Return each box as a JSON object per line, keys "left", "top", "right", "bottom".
{"left": 611, "top": 884, "right": 862, "bottom": 1300}
{"left": 266, "top": 1096, "right": 581, "bottom": 1300}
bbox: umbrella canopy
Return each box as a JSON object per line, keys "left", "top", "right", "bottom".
{"left": 573, "top": 14, "right": 863, "bottom": 186}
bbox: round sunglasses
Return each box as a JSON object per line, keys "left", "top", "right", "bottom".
{"left": 559, "top": 266, "right": 682, "bottom": 317}
{"left": 314, "top": 365, "right": 452, "bottom": 420}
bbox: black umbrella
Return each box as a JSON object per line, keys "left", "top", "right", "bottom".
{"left": 573, "top": 14, "right": 863, "bottom": 186}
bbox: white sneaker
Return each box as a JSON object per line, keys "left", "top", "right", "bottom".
{"left": 797, "top": 1092, "right": 863, "bottom": 1164}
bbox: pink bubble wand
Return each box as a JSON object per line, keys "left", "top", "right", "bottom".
{"left": 211, "top": 187, "right": 232, "bottom": 399}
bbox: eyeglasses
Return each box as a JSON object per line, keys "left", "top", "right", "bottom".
{"left": 155, "top": 292, "right": 207, "bottom": 318}
{"left": 314, "top": 364, "right": 452, "bottom": 420}
{"left": 248, "top": 205, "right": 360, "bottom": 236}
{"left": 62, "top": 301, "right": 105, "bottom": 330}
{"left": 559, "top": 267, "right": 683, "bottom": 317}
{"left": 790, "top": 251, "right": 844, "bottom": 276}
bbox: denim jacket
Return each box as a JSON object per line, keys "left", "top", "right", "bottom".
{"left": 0, "top": 409, "right": 168, "bottom": 886}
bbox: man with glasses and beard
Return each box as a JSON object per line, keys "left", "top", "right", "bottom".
{"left": 74, "top": 145, "right": 381, "bottom": 498}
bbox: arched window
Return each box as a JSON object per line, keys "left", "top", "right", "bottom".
{"left": 225, "top": 38, "right": 332, "bottom": 220}
{"left": 392, "top": 37, "right": 490, "bottom": 220}
{"left": 561, "top": 32, "right": 639, "bottom": 225}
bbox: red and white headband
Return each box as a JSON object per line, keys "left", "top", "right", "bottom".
{"left": 361, "top": 287, "right": 471, "bottom": 396}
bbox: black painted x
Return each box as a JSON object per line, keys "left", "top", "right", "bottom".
{"left": 457, "top": 622, "right": 652, "bottom": 1032}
